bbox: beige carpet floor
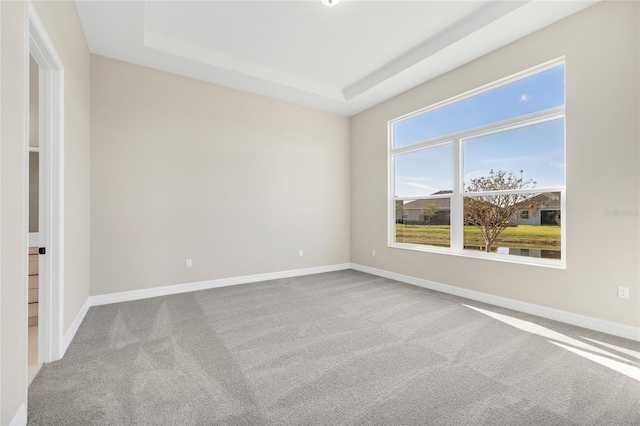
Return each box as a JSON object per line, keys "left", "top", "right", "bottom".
{"left": 28, "top": 270, "right": 640, "bottom": 425}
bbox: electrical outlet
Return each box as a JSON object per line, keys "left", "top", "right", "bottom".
{"left": 617, "top": 286, "right": 629, "bottom": 299}
{"left": 185, "top": 259, "right": 192, "bottom": 268}
{"left": 299, "top": 250, "right": 304, "bottom": 257}
{"left": 371, "top": 249, "right": 376, "bottom": 257}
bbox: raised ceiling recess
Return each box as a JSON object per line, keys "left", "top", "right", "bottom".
{"left": 76, "top": 1, "right": 597, "bottom": 116}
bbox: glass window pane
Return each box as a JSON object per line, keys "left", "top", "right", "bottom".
{"left": 463, "top": 119, "right": 565, "bottom": 190}
{"left": 395, "top": 198, "right": 451, "bottom": 248}
{"left": 394, "top": 143, "right": 453, "bottom": 197}
{"left": 463, "top": 192, "right": 561, "bottom": 260}
{"left": 394, "top": 65, "right": 564, "bottom": 147}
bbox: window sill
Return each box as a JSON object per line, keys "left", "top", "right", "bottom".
{"left": 388, "top": 242, "right": 566, "bottom": 269}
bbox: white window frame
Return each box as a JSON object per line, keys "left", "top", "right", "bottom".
{"left": 388, "top": 58, "right": 566, "bottom": 268}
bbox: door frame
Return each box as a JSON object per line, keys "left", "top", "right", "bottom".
{"left": 27, "top": 3, "right": 64, "bottom": 364}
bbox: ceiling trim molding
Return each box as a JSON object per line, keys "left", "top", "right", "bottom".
{"left": 76, "top": 0, "right": 601, "bottom": 116}
{"left": 143, "top": 31, "right": 345, "bottom": 101}
{"left": 344, "top": 0, "right": 529, "bottom": 100}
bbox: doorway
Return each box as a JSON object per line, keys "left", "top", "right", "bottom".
{"left": 28, "top": 54, "right": 43, "bottom": 385}
{"left": 27, "top": 5, "right": 65, "bottom": 378}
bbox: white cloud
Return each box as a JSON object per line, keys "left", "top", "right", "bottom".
{"left": 520, "top": 94, "right": 530, "bottom": 101}
{"left": 403, "top": 177, "right": 433, "bottom": 182}
{"left": 478, "top": 156, "right": 530, "bottom": 164}
{"left": 403, "top": 182, "right": 437, "bottom": 191}
{"left": 464, "top": 169, "right": 491, "bottom": 182}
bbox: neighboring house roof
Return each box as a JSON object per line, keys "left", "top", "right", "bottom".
{"left": 515, "top": 192, "right": 561, "bottom": 210}
{"left": 399, "top": 191, "right": 560, "bottom": 211}
{"left": 401, "top": 190, "right": 452, "bottom": 211}
{"left": 402, "top": 198, "right": 450, "bottom": 210}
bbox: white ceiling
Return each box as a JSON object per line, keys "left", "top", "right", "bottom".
{"left": 76, "top": 0, "right": 597, "bottom": 116}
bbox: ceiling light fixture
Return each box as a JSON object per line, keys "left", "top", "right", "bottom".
{"left": 320, "top": 0, "right": 341, "bottom": 6}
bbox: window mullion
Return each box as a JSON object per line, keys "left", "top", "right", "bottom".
{"left": 389, "top": 146, "right": 395, "bottom": 246}
{"left": 451, "top": 138, "right": 463, "bottom": 251}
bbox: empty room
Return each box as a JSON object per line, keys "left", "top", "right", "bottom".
{"left": 1, "top": 0, "right": 639, "bottom": 425}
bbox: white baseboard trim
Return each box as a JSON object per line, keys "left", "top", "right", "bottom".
{"left": 62, "top": 297, "right": 92, "bottom": 356}
{"left": 351, "top": 263, "right": 640, "bottom": 342}
{"left": 60, "top": 263, "right": 351, "bottom": 357}
{"left": 62, "top": 262, "right": 638, "bottom": 360}
{"left": 9, "top": 403, "right": 27, "bottom": 426}
{"left": 89, "top": 263, "right": 352, "bottom": 307}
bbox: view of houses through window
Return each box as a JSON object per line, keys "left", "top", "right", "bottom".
{"left": 390, "top": 61, "right": 565, "bottom": 264}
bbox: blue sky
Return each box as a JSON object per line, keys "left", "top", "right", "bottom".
{"left": 394, "top": 66, "right": 565, "bottom": 198}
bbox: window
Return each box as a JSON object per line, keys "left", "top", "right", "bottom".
{"left": 389, "top": 61, "right": 565, "bottom": 266}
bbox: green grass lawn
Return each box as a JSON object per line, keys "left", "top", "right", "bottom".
{"left": 396, "top": 224, "right": 560, "bottom": 250}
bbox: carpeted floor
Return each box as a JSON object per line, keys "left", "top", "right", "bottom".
{"left": 28, "top": 270, "right": 640, "bottom": 425}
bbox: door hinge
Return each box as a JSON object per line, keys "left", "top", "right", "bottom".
{"left": 39, "top": 247, "right": 46, "bottom": 255}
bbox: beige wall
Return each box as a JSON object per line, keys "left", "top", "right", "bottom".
{"left": 90, "top": 55, "right": 350, "bottom": 296}
{"left": 31, "top": 0, "right": 91, "bottom": 333}
{"left": 350, "top": 1, "right": 640, "bottom": 328}
{"left": 1, "top": 2, "right": 28, "bottom": 424}
{"left": 1, "top": 1, "right": 90, "bottom": 423}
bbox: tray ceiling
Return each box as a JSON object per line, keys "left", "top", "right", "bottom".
{"left": 76, "top": 1, "right": 597, "bottom": 116}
